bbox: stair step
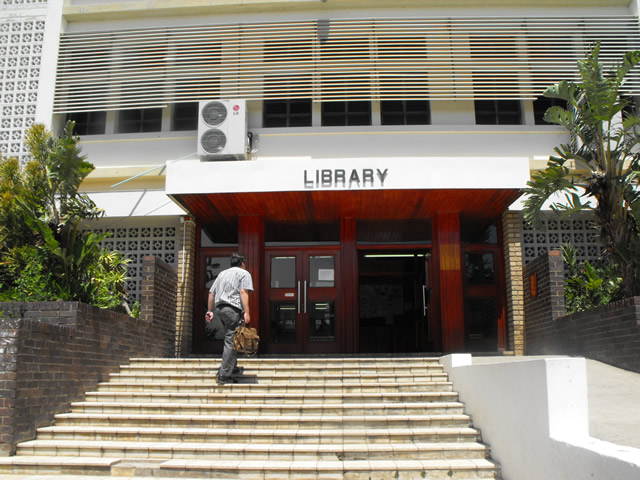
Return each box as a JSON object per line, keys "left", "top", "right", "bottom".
{"left": 108, "top": 372, "right": 449, "bottom": 383}
{"left": 35, "top": 425, "right": 481, "bottom": 443}
{"left": 82, "top": 390, "right": 459, "bottom": 404}
{"left": 0, "top": 456, "right": 117, "bottom": 475}
{"left": 17, "top": 440, "right": 489, "bottom": 461}
{"left": 128, "top": 357, "right": 444, "bottom": 367}
{"left": 160, "top": 458, "right": 499, "bottom": 480}
{"left": 0, "top": 456, "right": 498, "bottom": 479}
{"left": 53, "top": 412, "right": 472, "bottom": 429}
{"left": 95, "top": 380, "right": 454, "bottom": 393}
{"left": 119, "top": 363, "right": 445, "bottom": 373}
{"left": 70, "top": 400, "right": 466, "bottom": 416}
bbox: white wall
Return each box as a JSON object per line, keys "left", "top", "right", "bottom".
{"left": 440, "top": 355, "right": 640, "bottom": 480}
{"left": 34, "top": 0, "right": 64, "bottom": 128}
{"left": 79, "top": 125, "right": 567, "bottom": 168}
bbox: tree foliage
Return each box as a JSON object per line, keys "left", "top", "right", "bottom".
{"left": 524, "top": 44, "right": 640, "bottom": 298}
{"left": 0, "top": 122, "right": 132, "bottom": 311}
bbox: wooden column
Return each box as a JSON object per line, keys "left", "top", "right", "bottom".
{"left": 436, "top": 212, "right": 465, "bottom": 352}
{"left": 238, "top": 215, "right": 264, "bottom": 332}
{"left": 340, "top": 217, "right": 357, "bottom": 353}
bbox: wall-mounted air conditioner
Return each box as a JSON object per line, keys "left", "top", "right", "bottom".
{"left": 197, "top": 99, "right": 248, "bottom": 161}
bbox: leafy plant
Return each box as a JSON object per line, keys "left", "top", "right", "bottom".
{"left": 561, "top": 244, "right": 624, "bottom": 313}
{"left": 0, "top": 246, "right": 55, "bottom": 302}
{"left": 130, "top": 300, "right": 141, "bottom": 319}
{"left": 0, "top": 122, "right": 133, "bottom": 312}
{"left": 524, "top": 44, "right": 640, "bottom": 298}
{"left": 93, "top": 250, "right": 131, "bottom": 311}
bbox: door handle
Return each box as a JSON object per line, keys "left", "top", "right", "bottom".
{"left": 422, "top": 285, "right": 430, "bottom": 316}
{"left": 297, "top": 281, "right": 301, "bottom": 314}
{"left": 304, "top": 281, "right": 308, "bottom": 314}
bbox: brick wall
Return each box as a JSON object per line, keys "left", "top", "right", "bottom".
{"left": 523, "top": 250, "right": 566, "bottom": 354}
{"left": 550, "top": 298, "right": 640, "bottom": 373}
{"left": 0, "top": 257, "right": 177, "bottom": 455}
{"left": 524, "top": 251, "right": 640, "bottom": 373}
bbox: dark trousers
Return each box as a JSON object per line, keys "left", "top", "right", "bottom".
{"left": 216, "top": 305, "right": 242, "bottom": 379}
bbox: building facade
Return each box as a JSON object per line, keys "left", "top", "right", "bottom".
{"left": 2, "top": 0, "right": 640, "bottom": 356}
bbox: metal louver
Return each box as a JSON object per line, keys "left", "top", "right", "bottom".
{"left": 54, "top": 16, "right": 640, "bottom": 113}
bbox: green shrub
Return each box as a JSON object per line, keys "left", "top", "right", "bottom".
{"left": 0, "top": 122, "right": 135, "bottom": 315}
{"left": 561, "top": 244, "right": 624, "bottom": 314}
{"left": 0, "top": 246, "right": 55, "bottom": 302}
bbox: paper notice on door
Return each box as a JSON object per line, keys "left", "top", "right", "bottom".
{"left": 318, "top": 269, "right": 335, "bottom": 281}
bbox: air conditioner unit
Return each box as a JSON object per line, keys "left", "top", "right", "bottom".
{"left": 197, "top": 99, "right": 248, "bottom": 160}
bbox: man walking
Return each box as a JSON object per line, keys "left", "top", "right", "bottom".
{"left": 205, "top": 252, "right": 254, "bottom": 385}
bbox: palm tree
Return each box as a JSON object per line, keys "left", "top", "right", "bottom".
{"left": 524, "top": 44, "right": 640, "bottom": 298}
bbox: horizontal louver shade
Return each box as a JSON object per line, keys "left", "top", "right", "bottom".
{"left": 54, "top": 16, "right": 640, "bottom": 113}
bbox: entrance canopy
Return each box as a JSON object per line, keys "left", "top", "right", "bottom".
{"left": 166, "top": 157, "right": 529, "bottom": 238}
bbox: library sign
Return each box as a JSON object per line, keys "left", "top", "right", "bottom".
{"left": 303, "top": 168, "right": 389, "bottom": 189}
{"left": 165, "top": 157, "right": 531, "bottom": 195}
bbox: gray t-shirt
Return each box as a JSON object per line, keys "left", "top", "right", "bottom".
{"left": 209, "top": 266, "right": 254, "bottom": 311}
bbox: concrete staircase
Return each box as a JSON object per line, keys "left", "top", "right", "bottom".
{"left": 0, "top": 356, "right": 500, "bottom": 479}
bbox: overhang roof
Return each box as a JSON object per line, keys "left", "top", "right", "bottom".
{"left": 167, "top": 156, "right": 528, "bottom": 240}
{"left": 172, "top": 188, "right": 522, "bottom": 240}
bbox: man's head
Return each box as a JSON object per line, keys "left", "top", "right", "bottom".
{"left": 230, "top": 252, "right": 246, "bottom": 268}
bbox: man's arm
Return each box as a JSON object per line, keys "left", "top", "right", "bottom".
{"left": 205, "top": 291, "right": 215, "bottom": 322}
{"left": 240, "top": 289, "right": 251, "bottom": 325}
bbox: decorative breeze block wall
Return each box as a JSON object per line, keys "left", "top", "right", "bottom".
{"left": 521, "top": 212, "right": 602, "bottom": 266}
{"left": 83, "top": 218, "right": 181, "bottom": 303}
{"left": 0, "top": 8, "right": 46, "bottom": 164}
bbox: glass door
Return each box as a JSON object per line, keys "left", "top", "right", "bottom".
{"left": 264, "top": 249, "right": 339, "bottom": 353}
{"left": 358, "top": 251, "right": 433, "bottom": 353}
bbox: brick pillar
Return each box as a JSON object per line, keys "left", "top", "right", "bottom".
{"left": 0, "top": 314, "right": 20, "bottom": 456}
{"left": 502, "top": 211, "right": 525, "bottom": 355}
{"left": 523, "top": 250, "right": 566, "bottom": 354}
{"left": 175, "top": 217, "right": 197, "bottom": 357}
{"left": 141, "top": 256, "right": 177, "bottom": 356}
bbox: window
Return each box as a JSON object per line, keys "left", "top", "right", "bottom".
{"left": 263, "top": 99, "right": 312, "bottom": 127}
{"left": 461, "top": 216, "right": 498, "bottom": 244}
{"left": 381, "top": 100, "right": 430, "bottom": 125}
{"left": 172, "top": 102, "right": 198, "bottom": 131}
{"left": 533, "top": 97, "right": 566, "bottom": 125}
{"left": 321, "top": 101, "right": 371, "bottom": 126}
{"left": 118, "top": 108, "right": 162, "bottom": 133}
{"left": 66, "top": 111, "right": 107, "bottom": 135}
{"left": 475, "top": 100, "right": 521, "bottom": 125}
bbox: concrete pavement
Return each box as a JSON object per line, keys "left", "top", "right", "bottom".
{"left": 587, "top": 359, "right": 640, "bottom": 450}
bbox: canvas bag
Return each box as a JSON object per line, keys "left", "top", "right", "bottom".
{"left": 233, "top": 325, "right": 260, "bottom": 355}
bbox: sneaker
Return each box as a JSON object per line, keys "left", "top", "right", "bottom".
{"left": 217, "top": 376, "right": 238, "bottom": 385}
